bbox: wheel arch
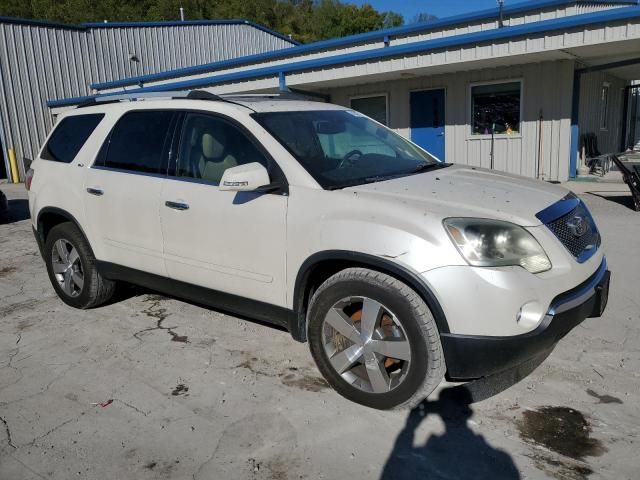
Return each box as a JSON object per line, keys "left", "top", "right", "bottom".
{"left": 36, "top": 207, "right": 91, "bottom": 255}
{"left": 291, "top": 250, "right": 450, "bottom": 342}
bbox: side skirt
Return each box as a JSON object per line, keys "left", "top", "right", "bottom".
{"left": 96, "top": 261, "right": 294, "bottom": 331}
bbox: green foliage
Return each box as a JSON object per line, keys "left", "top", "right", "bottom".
{"left": 410, "top": 12, "right": 438, "bottom": 24}
{"left": 0, "top": 0, "right": 405, "bottom": 43}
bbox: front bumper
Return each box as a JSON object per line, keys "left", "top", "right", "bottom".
{"left": 441, "top": 258, "right": 610, "bottom": 380}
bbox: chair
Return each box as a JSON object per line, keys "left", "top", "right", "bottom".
{"left": 581, "top": 133, "right": 610, "bottom": 177}
{"left": 610, "top": 155, "right": 640, "bottom": 211}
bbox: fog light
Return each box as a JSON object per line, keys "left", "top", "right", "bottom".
{"left": 517, "top": 301, "right": 544, "bottom": 330}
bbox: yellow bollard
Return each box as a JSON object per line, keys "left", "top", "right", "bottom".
{"left": 8, "top": 148, "right": 19, "bottom": 184}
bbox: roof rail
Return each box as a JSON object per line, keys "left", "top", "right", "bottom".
{"left": 74, "top": 89, "right": 222, "bottom": 108}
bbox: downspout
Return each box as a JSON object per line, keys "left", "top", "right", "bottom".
{"left": 569, "top": 70, "right": 581, "bottom": 178}
{"left": 620, "top": 84, "right": 632, "bottom": 152}
{"left": 278, "top": 72, "right": 290, "bottom": 93}
{"left": 0, "top": 112, "right": 11, "bottom": 182}
{"left": 537, "top": 109, "right": 544, "bottom": 179}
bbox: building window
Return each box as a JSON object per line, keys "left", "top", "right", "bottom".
{"left": 350, "top": 95, "right": 388, "bottom": 125}
{"left": 600, "top": 83, "right": 610, "bottom": 131}
{"left": 471, "top": 81, "right": 521, "bottom": 135}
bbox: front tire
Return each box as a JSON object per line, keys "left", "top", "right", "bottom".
{"left": 44, "top": 222, "right": 116, "bottom": 309}
{"left": 307, "top": 268, "right": 445, "bottom": 410}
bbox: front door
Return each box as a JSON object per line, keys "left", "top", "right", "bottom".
{"left": 160, "top": 112, "right": 287, "bottom": 307}
{"left": 410, "top": 89, "right": 446, "bottom": 161}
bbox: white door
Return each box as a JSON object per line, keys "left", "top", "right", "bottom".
{"left": 84, "top": 110, "right": 176, "bottom": 276}
{"left": 160, "top": 112, "right": 288, "bottom": 307}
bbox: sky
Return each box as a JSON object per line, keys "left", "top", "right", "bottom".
{"left": 348, "top": 0, "right": 530, "bottom": 22}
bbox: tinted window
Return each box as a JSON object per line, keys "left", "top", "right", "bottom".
{"left": 103, "top": 111, "right": 174, "bottom": 174}
{"left": 43, "top": 114, "right": 104, "bottom": 163}
{"left": 176, "top": 113, "right": 268, "bottom": 184}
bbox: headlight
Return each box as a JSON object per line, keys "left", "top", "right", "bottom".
{"left": 443, "top": 218, "right": 551, "bottom": 273}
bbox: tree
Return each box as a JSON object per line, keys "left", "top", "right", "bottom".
{"left": 0, "top": 1, "right": 404, "bottom": 43}
{"left": 411, "top": 12, "right": 438, "bottom": 24}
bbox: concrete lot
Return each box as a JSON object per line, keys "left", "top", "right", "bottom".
{"left": 1, "top": 181, "right": 638, "bottom": 480}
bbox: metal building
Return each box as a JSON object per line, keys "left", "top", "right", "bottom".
{"left": 69, "top": 0, "right": 640, "bottom": 182}
{"left": 0, "top": 17, "right": 297, "bottom": 180}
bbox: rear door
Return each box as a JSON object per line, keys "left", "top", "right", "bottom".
{"left": 84, "top": 110, "right": 176, "bottom": 276}
{"left": 159, "top": 111, "right": 288, "bottom": 307}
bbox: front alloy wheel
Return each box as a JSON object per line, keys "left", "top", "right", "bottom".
{"left": 308, "top": 268, "right": 445, "bottom": 410}
{"left": 322, "top": 296, "right": 412, "bottom": 394}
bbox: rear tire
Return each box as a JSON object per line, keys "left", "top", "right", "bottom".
{"left": 44, "top": 222, "right": 116, "bottom": 309}
{"left": 307, "top": 268, "right": 445, "bottom": 410}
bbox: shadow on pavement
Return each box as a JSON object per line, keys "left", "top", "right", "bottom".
{"left": 379, "top": 348, "right": 555, "bottom": 479}
{"left": 380, "top": 386, "right": 521, "bottom": 480}
{"left": 586, "top": 191, "right": 636, "bottom": 211}
{"left": 0, "top": 199, "right": 30, "bottom": 224}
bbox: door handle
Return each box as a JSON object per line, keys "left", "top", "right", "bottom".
{"left": 165, "top": 201, "right": 189, "bottom": 211}
{"left": 86, "top": 187, "right": 104, "bottom": 196}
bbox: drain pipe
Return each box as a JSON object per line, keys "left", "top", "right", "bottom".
{"left": 537, "top": 109, "right": 544, "bottom": 179}
{"left": 490, "top": 122, "right": 495, "bottom": 169}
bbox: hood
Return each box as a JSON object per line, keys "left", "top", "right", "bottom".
{"left": 348, "top": 165, "right": 568, "bottom": 226}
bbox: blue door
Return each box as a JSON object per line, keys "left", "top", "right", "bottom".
{"left": 410, "top": 89, "right": 445, "bottom": 160}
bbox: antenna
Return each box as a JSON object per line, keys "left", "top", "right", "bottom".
{"left": 497, "top": 0, "right": 505, "bottom": 28}
{"left": 179, "top": 7, "right": 185, "bottom": 22}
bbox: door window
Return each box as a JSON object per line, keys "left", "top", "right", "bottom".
{"left": 101, "top": 110, "right": 175, "bottom": 174}
{"left": 42, "top": 113, "right": 104, "bottom": 163}
{"left": 176, "top": 113, "right": 268, "bottom": 185}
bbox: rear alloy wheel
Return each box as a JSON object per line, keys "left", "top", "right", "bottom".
{"left": 51, "top": 239, "right": 85, "bottom": 298}
{"left": 308, "top": 268, "right": 445, "bottom": 410}
{"left": 44, "top": 222, "right": 116, "bottom": 309}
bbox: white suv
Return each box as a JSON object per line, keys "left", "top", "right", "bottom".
{"left": 28, "top": 91, "right": 610, "bottom": 409}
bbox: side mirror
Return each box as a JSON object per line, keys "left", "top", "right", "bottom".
{"left": 219, "top": 162, "right": 272, "bottom": 192}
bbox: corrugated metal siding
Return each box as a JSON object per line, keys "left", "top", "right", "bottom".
{"left": 89, "top": 24, "right": 291, "bottom": 84}
{"left": 329, "top": 60, "right": 575, "bottom": 182}
{"left": 579, "top": 70, "right": 627, "bottom": 154}
{"left": 0, "top": 21, "right": 293, "bottom": 179}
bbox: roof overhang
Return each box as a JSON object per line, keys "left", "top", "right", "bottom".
{"left": 48, "top": 5, "right": 640, "bottom": 108}
{"left": 88, "top": 0, "right": 640, "bottom": 91}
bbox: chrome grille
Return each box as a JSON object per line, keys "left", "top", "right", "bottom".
{"left": 545, "top": 201, "right": 600, "bottom": 261}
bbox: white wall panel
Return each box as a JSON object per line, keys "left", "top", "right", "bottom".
{"left": 328, "top": 60, "right": 575, "bottom": 182}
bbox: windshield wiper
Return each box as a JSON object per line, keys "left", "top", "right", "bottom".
{"left": 411, "top": 162, "right": 449, "bottom": 174}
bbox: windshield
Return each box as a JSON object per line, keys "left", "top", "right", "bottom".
{"left": 254, "top": 110, "right": 442, "bottom": 189}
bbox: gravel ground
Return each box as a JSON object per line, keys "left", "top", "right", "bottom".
{"left": 0, "top": 181, "right": 638, "bottom": 480}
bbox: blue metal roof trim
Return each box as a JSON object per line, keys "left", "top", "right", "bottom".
{"left": 90, "top": 0, "right": 639, "bottom": 91}
{"left": 83, "top": 19, "right": 249, "bottom": 28}
{"left": 82, "top": 19, "right": 299, "bottom": 46}
{"left": 0, "top": 16, "right": 298, "bottom": 45}
{"left": 0, "top": 15, "right": 87, "bottom": 30}
{"left": 50, "top": 5, "right": 640, "bottom": 108}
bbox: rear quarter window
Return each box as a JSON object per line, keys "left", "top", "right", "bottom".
{"left": 41, "top": 114, "right": 105, "bottom": 163}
